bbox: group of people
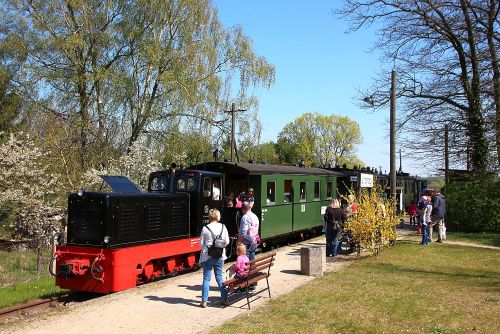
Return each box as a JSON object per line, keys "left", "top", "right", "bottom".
{"left": 198, "top": 190, "right": 259, "bottom": 308}
{"left": 223, "top": 188, "right": 255, "bottom": 209}
{"left": 406, "top": 188, "right": 446, "bottom": 245}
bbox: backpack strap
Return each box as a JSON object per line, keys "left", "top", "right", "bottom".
{"left": 205, "top": 224, "right": 224, "bottom": 238}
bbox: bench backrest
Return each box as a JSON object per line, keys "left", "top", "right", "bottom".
{"left": 245, "top": 252, "right": 276, "bottom": 277}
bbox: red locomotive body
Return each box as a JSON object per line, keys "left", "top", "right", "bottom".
{"left": 51, "top": 170, "right": 224, "bottom": 293}
{"left": 55, "top": 238, "right": 200, "bottom": 293}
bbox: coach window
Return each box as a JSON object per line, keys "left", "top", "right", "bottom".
{"left": 284, "top": 180, "right": 292, "bottom": 203}
{"left": 314, "top": 181, "right": 320, "bottom": 201}
{"left": 300, "top": 181, "right": 307, "bottom": 202}
{"left": 326, "top": 181, "right": 333, "bottom": 199}
{"left": 266, "top": 181, "right": 276, "bottom": 205}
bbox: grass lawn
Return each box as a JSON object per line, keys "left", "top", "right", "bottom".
{"left": 0, "top": 249, "right": 52, "bottom": 287}
{"left": 215, "top": 241, "right": 500, "bottom": 334}
{"left": 0, "top": 248, "right": 64, "bottom": 309}
{"left": 0, "top": 278, "right": 63, "bottom": 309}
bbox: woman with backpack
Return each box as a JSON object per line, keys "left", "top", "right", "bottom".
{"left": 199, "top": 208, "right": 230, "bottom": 308}
{"left": 324, "top": 198, "right": 346, "bottom": 257}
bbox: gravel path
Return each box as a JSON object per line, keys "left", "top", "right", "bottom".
{"left": 396, "top": 224, "right": 500, "bottom": 250}
{"left": 2, "top": 235, "right": 353, "bottom": 334}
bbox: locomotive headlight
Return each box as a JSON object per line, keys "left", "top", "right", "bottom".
{"left": 104, "top": 235, "right": 111, "bottom": 244}
{"left": 77, "top": 189, "right": 84, "bottom": 197}
{"left": 54, "top": 232, "right": 62, "bottom": 246}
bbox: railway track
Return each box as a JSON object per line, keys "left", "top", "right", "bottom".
{"left": 0, "top": 293, "right": 97, "bottom": 325}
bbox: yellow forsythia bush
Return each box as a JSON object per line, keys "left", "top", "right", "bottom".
{"left": 344, "top": 183, "right": 402, "bottom": 256}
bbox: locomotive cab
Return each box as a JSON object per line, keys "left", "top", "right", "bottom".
{"left": 147, "top": 169, "right": 223, "bottom": 237}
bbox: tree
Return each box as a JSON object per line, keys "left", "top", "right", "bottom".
{"left": 0, "top": 132, "right": 64, "bottom": 271}
{"left": 276, "top": 112, "right": 363, "bottom": 167}
{"left": 337, "top": 0, "right": 500, "bottom": 175}
{"left": 115, "top": 0, "right": 275, "bottom": 153}
{"left": 238, "top": 141, "right": 280, "bottom": 164}
{"left": 2, "top": 0, "right": 133, "bottom": 168}
{"left": 82, "top": 140, "right": 161, "bottom": 191}
{"left": 0, "top": 66, "right": 21, "bottom": 139}
{"left": 1, "top": 0, "right": 275, "bottom": 174}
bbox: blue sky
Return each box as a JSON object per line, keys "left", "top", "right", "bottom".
{"left": 216, "top": 1, "right": 424, "bottom": 177}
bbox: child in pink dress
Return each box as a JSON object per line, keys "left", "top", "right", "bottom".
{"left": 229, "top": 243, "right": 249, "bottom": 280}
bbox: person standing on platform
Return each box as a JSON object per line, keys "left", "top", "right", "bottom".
{"left": 324, "top": 198, "right": 346, "bottom": 257}
{"left": 199, "top": 209, "right": 229, "bottom": 308}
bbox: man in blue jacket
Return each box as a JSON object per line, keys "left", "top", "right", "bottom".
{"left": 429, "top": 189, "right": 446, "bottom": 243}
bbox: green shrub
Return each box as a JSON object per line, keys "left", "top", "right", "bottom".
{"left": 446, "top": 176, "right": 500, "bottom": 232}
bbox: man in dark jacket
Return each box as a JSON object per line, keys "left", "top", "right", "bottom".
{"left": 429, "top": 189, "right": 446, "bottom": 243}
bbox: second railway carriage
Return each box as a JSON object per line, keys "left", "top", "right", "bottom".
{"left": 326, "top": 165, "right": 427, "bottom": 211}
{"left": 190, "top": 162, "right": 343, "bottom": 245}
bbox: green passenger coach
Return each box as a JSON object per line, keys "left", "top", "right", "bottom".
{"left": 190, "top": 162, "right": 343, "bottom": 244}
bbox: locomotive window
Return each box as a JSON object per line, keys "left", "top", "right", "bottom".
{"left": 266, "top": 181, "right": 276, "bottom": 205}
{"left": 300, "top": 181, "right": 306, "bottom": 202}
{"left": 186, "top": 176, "right": 196, "bottom": 191}
{"left": 150, "top": 177, "right": 167, "bottom": 191}
{"left": 176, "top": 175, "right": 197, "bottom": 191}
{"left": 314, "top": 181, "right": 320, "bottom": 200}
{"left": 177, "top": 178, "right": 186, "bottom": 190}
{"left": 326, "top": 181, "right": 333, "bottom": 199}
{"left": 150, "top": 178, "right": 159, "bottom": 191}
{"left": 203, "top": 177, "right": 211, "bottom": 198}
{"left": 284, "top": 180, "right": 292, "bottom": 203}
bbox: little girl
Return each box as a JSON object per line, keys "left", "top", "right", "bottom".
{"left": 229, "top": 243, "right": 249, "bottom": 280}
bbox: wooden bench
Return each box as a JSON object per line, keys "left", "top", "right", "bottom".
{"left": 223, "top": 252, "right": 276, "bottom": 309}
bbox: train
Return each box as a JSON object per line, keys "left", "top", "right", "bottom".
{"left": 50, "top": 161, "right": 426, "bottom": 293}
{"left": 50, "top": 162, "right": 341, "bottom": 293}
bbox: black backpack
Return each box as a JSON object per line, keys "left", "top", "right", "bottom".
{"left": 205, "top": 224, "right": 226, "bottom": 259}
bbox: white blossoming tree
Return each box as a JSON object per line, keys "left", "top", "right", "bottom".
{"left": 81, "top": 140, "right": 162, "bottom": 192}
{"left": 0, "top": 132, "right": 64, "bottom": 271}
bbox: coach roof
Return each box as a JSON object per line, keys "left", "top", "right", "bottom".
{"left": 189, "top": 161, "right": 343, "bottom": 176}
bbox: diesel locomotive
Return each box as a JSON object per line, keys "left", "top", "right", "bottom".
{"left": 50, "top": 163, "right": 341, "bottom": 293}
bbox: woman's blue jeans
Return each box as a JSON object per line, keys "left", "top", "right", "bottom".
{"left": 326, "top": 228, "right": 342, "bottom": 256}
{"left": 421, "top": 224, "right": 429, "bottom": 245}
{"left": 201, "top": 257, "right": 227, "bottom": 302}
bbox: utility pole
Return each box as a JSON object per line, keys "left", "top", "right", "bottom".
{"left": 445, "top": 124, "right": 449, "bottom": 185}
{"left": 390, "top": 70, "right": 397, "bottom": 203}
{"left": 398, "top": 148, "right": 402, "bottom": 173}
{"left": 224, "top": 103, "right": 246, "bottom": 162}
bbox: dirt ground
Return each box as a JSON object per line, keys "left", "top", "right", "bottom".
{"left": 1, "top": 235, "right": 354, "bottom": 334}
{"left": 3, "top": 226, "right": 497, "bottom": 334}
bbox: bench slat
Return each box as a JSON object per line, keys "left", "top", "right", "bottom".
{"left": 248, "top": 262, "right": 274, "bottom": 276}
{"left": 245, "top": 257, "right": 274, "bottom": 269}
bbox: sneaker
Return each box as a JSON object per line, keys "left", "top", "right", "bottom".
{"left": 200, "top": 301, "right": 207, "bottom": 308}
{"left": 436, "top": 240, "right": 443, "bottom": 243}
{"left": 248, "top": 285, "right": 256, "bottom": 292}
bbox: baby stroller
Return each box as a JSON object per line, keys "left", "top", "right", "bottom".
{"left": 339, "top": 230, "right": 356, "bottom": 254}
